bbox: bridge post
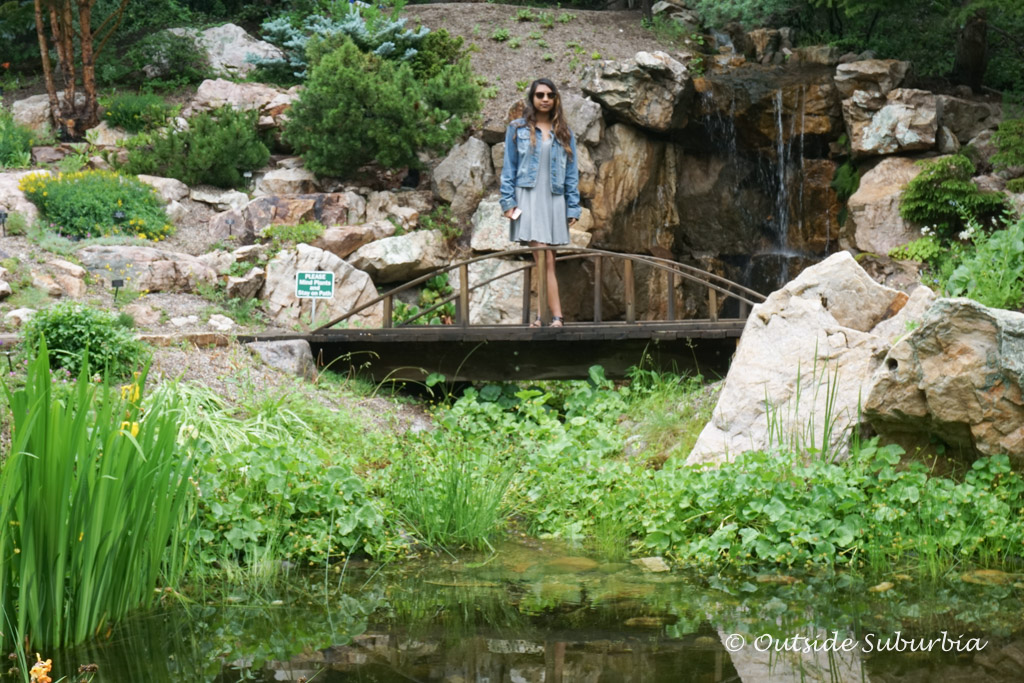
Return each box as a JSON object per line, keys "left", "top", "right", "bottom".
{"left": 538, "top": 249, "right": 550, "bottom": 325}
{"left": 624, "top": 258, "right": 635, "bottom": 323}
{"left": 458, "top": 263, "right": 469, "bottom": 328}
{"left": 708, "top": 287, "right": 718, "bottom": 322}
{"left": 522, "top": 265, "right": 531, "bottom": 324}
{"left": 593, "top": 255, "right": 602, "bottom": 323}
{"left": 383, "top": 295, "right": 393, "bottom": 328}
{"left": 667, "top": 270, "right": 676, "bottom": 321}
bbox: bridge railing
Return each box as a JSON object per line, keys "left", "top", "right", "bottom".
{"left": 319, "top": 247, "right": 766, "bottom": 330}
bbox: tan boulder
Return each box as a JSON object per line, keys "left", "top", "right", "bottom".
{"left": 431, "top": 137, "right": 494, "bottom": 218}
{"left": 312, "top": 221, "right": 395, "bottom": 259}
{"left": 76, "top": 245, "right": 217, "bottom": 292}
{"left": 262, "top": 244, "right": 382, "bottom": 327}
{"left": 842, "top": 156, "right": 927, "bottom": 254}
{"left": 581, "top": 51, "right": 694, "bottom": 132}
{"left": 865, "top": 298, "right": 1024, "bottom": 464}
{"left": 844, "top": 88, "right": 938, "bottom": 158}
{"left": 834, "top": 59, "right": 910, "bottom": 99}
{"left": 347, "top": 230, "right": 449, "bottom": 283}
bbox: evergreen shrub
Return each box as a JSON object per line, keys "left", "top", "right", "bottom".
{"left": 96, "top": 31, "right": 210, "bottom": 90}
{"left": 118, "top": 106, "right": 270, "bottom": 189}
{"left": 284, "top": 38, "right": 479, "bottom": 178}
{"left": 993, "top": 118, "right": 1024, "bottom": 174}
{"left": 22, "top": 303, "right": 150, "bottom": 378}
{"left": 899, "top": 155, "right": 1007, "bottom": 241}
{"left": 18, "top": 170, "right": 173, "bottom": 241}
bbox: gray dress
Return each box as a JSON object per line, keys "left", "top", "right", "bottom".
{"left": 510, "top": 135, "right": 570, "bottom": 246}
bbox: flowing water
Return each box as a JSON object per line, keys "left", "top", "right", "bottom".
{"left": 46, "top": 540, "right": 1024, "bottom": 682}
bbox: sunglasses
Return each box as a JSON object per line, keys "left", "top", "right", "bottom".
{"left": 533, "top": 92, "right": 556, "bottom": 100}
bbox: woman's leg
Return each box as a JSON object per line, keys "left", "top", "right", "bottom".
{"left": 530, "top": 242, "right": 563, "bottom": 324}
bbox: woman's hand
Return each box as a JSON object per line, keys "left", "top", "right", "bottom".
{"left": 504, "top": 208, "right": 517, "bottom": 219}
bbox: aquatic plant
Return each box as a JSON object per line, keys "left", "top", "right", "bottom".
{"left": 0, "top": 343, "right": 192, "bottom": 649}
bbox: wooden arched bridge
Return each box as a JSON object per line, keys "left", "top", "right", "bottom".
{"left": 243, "top": 247, "right": 766, "bottom": 382}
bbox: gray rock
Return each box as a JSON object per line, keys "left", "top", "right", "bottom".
{"left": 207, "top": 314, "right": 236, "bottom": 331}
{"left": 247, "top": 339, "right": 317, "bottom": 381}
{"left": 834, "top": 59, "right": 910, "bottom": 99}
{"left": 137, "top": 175, "right": 190, "bottom": 203}
{"left": 4, "top": 308, "right": 36, "bottom": 327}
{"left": 347, "top": 229, "right": 450, "bottom": 283}
{"left": 312, "top": 221, "right": 395, "bottom": 260}
{"left": 470, "top": 194, "right": 515, "bottom": 252}
{"left": 77, "top": 245, "right": 217, "bottom": 292}
{"left": 844, "top": 88, "right": 938, "bottom": 158}
{"left": 431, "top": 137, "right": 495, "bottom": 218}
{"left": 255, "top": 167, "right": 319, "bottom": 196}
{"left": 582, "top": 51, "right": 694, "bottom": 132}
{"left": 163, "top": 24, "right": 284, "bottom": 79}
{"left": 225, "top": 266, "right": 265, "bottom": 300}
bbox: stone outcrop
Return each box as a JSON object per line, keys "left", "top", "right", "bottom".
{"left": 347, "top": 230, "right": 449, "bottom": 283}
{"left": 688, "top": 251, "right": 935, "bottom": 466}
{"left": 262, "top": 244, "right": 382, "bottom": 327}
{"left": 432, "top": 137, "right": 494, "bottom": 218}
{"left": 213, "top": 192, "right": 366, "bottom": 243}
{"left": 937, "top": 95, "right": 1002, "bottom": 145}
{"left": 582, "top": 51, "right": 695, "bottom": 132}
{"left": 185, "top": 78, "right": 298, "bottom": 130}
{"left": 842, "top": 156, "right": 927, "bottom": 253}
{"left": 166, "top": 24, "right": 283, "bottom": 79}
{"left": 255, "top": 167, "right": 319, "bottom": 196}
{"left": 469, "top": 195, "right": 516, "bottom": 252}
{"left": 138, "top": 175, "right": 190, "bottom": 203}
{"left": 833, "top": 59, "right": 910, "bottom": 99}
{"left": 225, "top": 266, "right": 265, "bottom": 299}
{"left": 844, "top": 88, "right": 938, "bottom": 158}
{"left": 76, "top": 245, "right": 217, "bottom": 292}
{"left": 312, "top": 221, "right": 395, "bottom": 260}
{"left": 865, "top": 298, "right": 1024, "bottom": 464}
{"left": 450, "top": 258, "right": 525, "bottom": 325}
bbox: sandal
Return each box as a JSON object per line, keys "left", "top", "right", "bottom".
{"left": 550, "top": 316, "right": 564, "bottom": 328}
{"left": 530, "top": 317, "right": 543, "bottom": 328}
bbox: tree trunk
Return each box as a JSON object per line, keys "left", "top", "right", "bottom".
{"left": 951, "top": 7, "right": 988, "bottom": 92}
{"left": 78, "top": 1, "right": 99, "bottom": 134}
{"left": 32, "top": 0, "right": 62, "bottom": 135}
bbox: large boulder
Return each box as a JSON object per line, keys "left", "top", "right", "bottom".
{"left": 865, "top": 298, "right": 1024, "bottom": 465}
{"left": 214, "top": 192, "right": 366, "bottom": 243}
{"left": 687, "top": 251, "right": 935, "bottom": 466}
{"left": 167, "top": 24, "right": 284, "bottom": 79}
{"left": 76, "top": 245, "right": 217, "bottom": 292}
{"left": 581, "top": 51, "right": 695, "bottom": 132}
{"left": 469, "top": 194, "right": 516, "bottom": 252}
{"left": 431, "top": 137, "right": 494, "bottom": 219}
{"left": 561, "top": 92, "right": 605, "bottom": 146}
{"left": 841, "top": 156, "right": 927, "bottom": 253}
{"left": 255, "top": 167, "right": 319, "bottom": 196}
{"left": 137, "top": 175, "right": 189, "bottom": 203}
{"left": 262, "top": 244, "right": 382, "bottom": 327}
{"left": 347, "top": 230, "right": 449, "bottom": 283}
{"left": 246, "top": 340, "right": 316, "bottom": 381}
{"left": 11, "top": 92, "right": 84, "bottom": 133}
{"left": 185, "top": 78, "right": 299, "bottom": 131}
{"left": 844, "top": 88, "right": 938, "bottom": 158}
{"left": 937, "top": 95, "right": 1002, "bottom": 145}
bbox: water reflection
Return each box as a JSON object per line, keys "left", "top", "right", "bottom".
{"left": 50, "top": 541, "right": 1024, "bottom": 682}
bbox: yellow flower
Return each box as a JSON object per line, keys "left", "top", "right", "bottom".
{"left": 29, "top": 655, "right": 52, "bottom": 683}
{"left": 119, "top": 421, "right": 140, "bottom": 437}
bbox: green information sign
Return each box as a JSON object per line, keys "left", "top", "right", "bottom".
{"left": 295, "top": 271, "right": 334, "bottom": 299}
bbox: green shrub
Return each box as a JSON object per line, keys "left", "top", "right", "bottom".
{"left": 18, "top": 170, "right": 173, "bottom": 241}
{"left": 96, "top": 31, "right": 211, "bottom": 90}
{"left": 899, "top": 155, "right": 1007, "bottom": 241}
{"left": 102, "top": 93, "right": 173, "bottom": 134}
{"left": 491, "top": 27, "right": 510, "bottom": 42}
{"left": 22, "top": 302, "right": 151, "bottom": 378}
{"left": 0, "top": 108, "right": 34, "bottom": 168}
{"left": 419, "top": 205, "right": 461, "bottom": 240}
{"left": 992, "top": 118, "right": 1024, "bottom": 173}
{"left": 118, "top": 106, "right": 270, "bottom": 189}
{"left": 409, "top": 28, "right": 467, "bottom": 80}
{"left": 261, "top": 221, "right": 326, "bottom": 249}
{"left": 1008, "top": 177, "right": 1024, "bottom": 194}
{"left": 284, "top": 38, "right": 479, "bottom": 178}
{"left": 0, "top": 343, "right": 192, "bottom": 649}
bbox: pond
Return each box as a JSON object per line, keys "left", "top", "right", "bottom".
{"left": 50, "top": 540, "right": 1024, "bottom": 682}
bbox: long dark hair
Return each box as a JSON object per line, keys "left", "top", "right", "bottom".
{"left": 519, "top": 78, "right": 573, "bottom": 159}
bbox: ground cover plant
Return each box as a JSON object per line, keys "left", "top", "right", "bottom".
{"left": 18, "top": 170, "right": 174, "bottom": 241}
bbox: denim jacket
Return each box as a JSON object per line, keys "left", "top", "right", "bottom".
{"left": 499, "top": 118, "right": 581, "bottom": 220}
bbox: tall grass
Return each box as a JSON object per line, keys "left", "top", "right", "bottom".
{"left": 0, "top": 342, "right": 192, "bottom": 650}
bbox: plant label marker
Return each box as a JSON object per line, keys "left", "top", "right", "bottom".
{"left": 296, "top": 270, "right": 335, "bottom": 326}
{"left": 111, "top": 278, "right": 124, "bottom": 301}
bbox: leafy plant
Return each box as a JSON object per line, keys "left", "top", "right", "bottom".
{"left": 419, "top": 205, "right": 461, "bottom": 240}
{"left": 0, "top": 344, "right": 191, "bottom": 649}
{"left": 0, "top": 107, "right": 34, "bottom": 168}
{"left": 946, "top": 213, "right": 1024, "bottom": 310}
{"left": 19, "top": 170, "right": 173, "bottom": 241}
{"left": 899, "top": 155, "right": 1007, "bottom": 242}
{"left": 21, "top": 302, "right": 151, "bottom": 378}
{"left": 491, "top": 27, "right": 510, "bottom": 42}
{"left": 261, "top": 221, "right": 326, "bottom": 250}
{"left": 888, "top": 234, "right": 945, "bottom": 266}
{"left": 992, "top": 118, "right": 1024, "bottom": 175}
{"left": 118, "top": 106, "right": 270, "bottom": 189}
{"left": 392, "top": 273, "right": 455, "bottom": 326}
{"left": 515, "top": 8, "right": 538, "bottom": 22}
{"left": 557, "top": 12, "right": 576, "bottom": 23}
{"left": 284, "top": 37, "right": 479, "bottom": 178}
{"left": 101, "top": 93, "right": 173, "bottom": 134}
{"left": 509, "top": 37, "right": 521, "bottom": 49}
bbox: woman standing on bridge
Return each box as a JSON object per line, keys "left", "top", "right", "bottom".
{"left": 499, "top": 78, "right": 581, "bottom": 328}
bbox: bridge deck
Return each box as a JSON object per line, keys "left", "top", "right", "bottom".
{"left": 241, "top": 319, "right": 746, "bottom": 382}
